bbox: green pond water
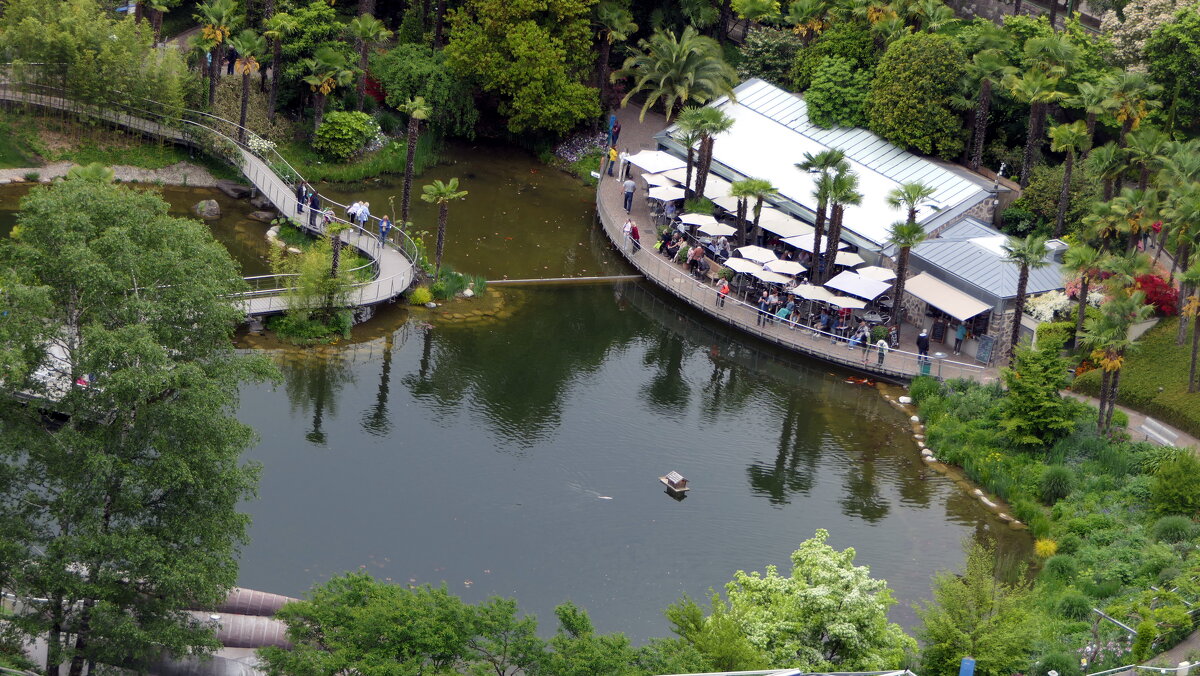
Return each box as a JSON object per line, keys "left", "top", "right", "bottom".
{"left": 0, "top": 152, "right": 1031, "bottom": 641}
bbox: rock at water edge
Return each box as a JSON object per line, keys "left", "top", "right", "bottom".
{"left": 215, "top": 179, "right": 253, "bottom": 199}
{"left": 193, "top": 199, "right": 221, "bottom": 220}
{"left": 249, "top": 210, "right": 276, "bottom": 223}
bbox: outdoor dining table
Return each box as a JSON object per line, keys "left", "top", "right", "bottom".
{"left": 864, "top": 312, "right": 884, "bottom": 323}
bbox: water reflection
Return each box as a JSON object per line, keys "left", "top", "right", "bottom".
{"left": 745, "top": 391, "right": 819, "bottom": 506}
{"left": 278, "top": 349, "right": 355, "bottom": 446}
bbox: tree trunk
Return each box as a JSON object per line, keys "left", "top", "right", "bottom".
{"left": 238, "top": 72, "right": 250, "bottom": 143}
{"left": 357, "top": 44, "right": 369, "bottom": 111}
{"left": 1019, "top": 102, "right": 1041, "bottom": 187}
{"left": 969, "top": 80, "right": 992, "bottom": 172}
{"left": 751, "top": 197, "right": 764, "bottom": 245}
{"left": 1008, "top": 266, "right": 1030, "bottom": 361}
{"left": 313, "top": 92, "right": 327, "bottom": 132}
{"left": 1014, "top": 0, "right": 1023, "bottom": 15}
{"left": 813, "top": 198, "right": 827, "bottom": 279}
{"left": 1097, "top": 368, "right": 1111, "bottom": 432}
{"left": 134, "top": 0, "right": 144, "bottom": 23}
{"left": 736, "top": 197, "right": 748, "bottom": 246}
{"left": 694, "top": 136, "right": 713, "bottom": 201}
{"left": 684, "top": 146, "right": 695, "bottom": 198}
{"left": 67, "top": 600, "right": 94, "bottom": 676}
{"left": 47, "top": 599, "right": 64, "bottom": 676}
{"left": 268, "top": 39, "right": 282, "bottom": 122}
{"left": 435, "top": 204, "right": 448, "bottom": 277}
{"left": 401, "top": 117, "right": 420, "bottom": 224}
{"left": 1053, "top": 151, "right": 1073, "bottom": 237}
{"left": 1048, "top": 0, "right": 1060, "bottom": 30}
{"left": 151, "top": 8, "right": 164, "bottom": 43}
{"left": 358, "top": 0, "right": 376, "bottom": 15}
{"left": 1105, "top": 366, "right": 1122, "bottom": 430}
{"left": 208, "top": 50, "right": 220, "bottom": 109}
{"left": 331, "top": 234, "right": 343, "bottom": 278}
{"left": 892, "top": 248, "right": 910, "bottom": 341}
{"left": 433, "top": 0, "right": 447, "bottom": 48}
{"left": 1190, "top": 313, "right": 1200, "bottom": 393}
{"left": 821, "top": 204, "right": 844, "bottom": 284}
{"left": 1138, "top": 164, "right": 1150, "bottom": 191}
{"left": 596, "top": 38, "right": 612, "bottom": 111}
{"left": 717, "top": 0, "right": 733, "bottom": 43}
{"left": 1083, "top": 112, "right": 1096, "bottom": 158}
{"left": 1074, "top": 275, "right": 1088, "bottom": 344}
{"left": 1102, "top": 177, "right": 1114, "bottom": 201}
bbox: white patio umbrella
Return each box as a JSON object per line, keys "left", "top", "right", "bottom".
{"left": 826, "top": 295, "right": 868, "bottom": 310}
{"left": 790, "top": 284, "right": 838, "bottom": 301}
{"left": 825, "top": 270, "right": 891, "bottom": 300}
{"left": 735, "top": 245, "right": 777, "bottom": 264}
{"left": 642, "top": 172, "right": 679, "bottom": 187}
{"left": 626, "top": 150, "right": 686, "bottom": 174}
{"left": 834, "top": 251, "right": 866, "bottom": 267}
{"left": 856, "top": 265, "right": 897, "bottom": 282}
{"left": 648, "top": 186, "right": 686, "bottom": 202}
{"left": 722, "top": 258, "right": 763, "bottom": 274}
{"left": 782, "top": 233, "right": 848, "bottom": 253}
{"left": 711, "top": 195, "right": 741, "bottom": 212}
{"left": 752, "top": 269, "right": 794, "bottom": 285}
{"left": 698, "top": 222, "right": 737, "bottom": 237}
{"left": 764, "top": 260, "right": 806, "bottom": 276}
{"left": 679, "top": 213, "right": 718, "bottom": 227}
{"left": 702, "top": 174, "right": 733, "bottom": 200}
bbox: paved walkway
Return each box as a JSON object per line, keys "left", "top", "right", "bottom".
{"left": 602, "top": 104, "right": 998, "bottom": 383}
{"left": 1062, "top": 390, "right": 1198, "bottom": 449}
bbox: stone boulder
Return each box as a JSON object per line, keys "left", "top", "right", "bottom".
{"left": 248, "top": 210, "right": 276, "bottom": 223}
{"left": 215, "top": 179, "right": 252, "bottom": 199}
{"left": 193, "top": 199, "right": 221, "bottom": 220}
{"left": 250, "top": 194, "right": 272, "bottom": 209}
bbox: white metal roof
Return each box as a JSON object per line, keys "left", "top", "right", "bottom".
{"left": 658, "top": 79, "right": 991, "bottom": 249}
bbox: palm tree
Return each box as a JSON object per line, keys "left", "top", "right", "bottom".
{"left": 742, "top": 178, "right": 779, "bottom": 245}
{"left": 263, "top": 12, "right": 298, "bottom": 122}
{"left": 887, "top": 221, "right": 927, "bottom": 343}
{"left": 1002, "top": 234, "right": 1051, "bottom": 361}
{"left": 1181, "top": 266, "right": 1200, "bottom": 392}
{"left": 796, "top": 149, "right": 848, "bottom": 279}
{"left": 1047, "top": 120, "right": 1088, "bottom": 237}
{"left": 195, "top": 0, "right": 240, "bottom": 108}
{"left": 1161, "top": 187, "right": 1200, "bottom": 344}
{"left": 965, "top": 49, "right": 1015, "bottom": 172}
{"left": 593, "top": 2, "right": 637, "bottom": 110}
{"left": 886, "top": 181, "right": 937, "bottom": 225}
{"left": 729, "top": 179, "right": 755, "bottom": 246}
{"left": 821, "top": 170, "right": 862, "bottom": 284}
{"left": 686, "top": 107, "right": 735, "bottom": 202}
{"left": 301, "top": 46, "right": 356, "bottom": 133}
{"left": 787, "top": 0, "right": 832, "bottom": 44}
{"left": 1081, "top": 287, "right": 1152, "bottom": 431}
{"left": 1085, "top": 142, "right": 1127, "bottom": 201}
{"left": 1124, "top": 125, "right": 1167, "bottom": 191}
{"left": 421, "top": 178, "right": 469, "bottom": 278}
{"left": 613, "top": 26, "right": 738, "bottom": 121}
{"left": 228, "top": 30, "right": 267, "bottom": 144}
{"left": 328, "top": 219, "right": 351, "bottom": 280}
{"left": 674, "top": 123, "right": 704, "bottom": 198}
{"left": 398, "top": 96, "right": 431, "bottom": 227}
{"left": 1067, "top": 79, "right": 1117, "bottom": 157}
{"left": 1007, "top": 70, "right": 1067, "bottom": 187}
{"left": 1061, "top": 244, "right": 1102, "bottom": 344}
{"left": 346, "top": 14, "right": 393, "bottom": 112}
{"left": 1104, "top": 71, "right": 1162, "bottom": 147}
{"left": 148, "top": 0, "right": 170, "bottom": 44}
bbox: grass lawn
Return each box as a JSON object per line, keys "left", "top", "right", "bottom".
{"left": 276, "top": 133, "right": 439, "bottom": 184}
{"left": 1072, "top": 316, "right": 1200, "bottom": 438}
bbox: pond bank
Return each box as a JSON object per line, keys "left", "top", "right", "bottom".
{"left": 0, "top": 160, "right": 219, "bottom": 186}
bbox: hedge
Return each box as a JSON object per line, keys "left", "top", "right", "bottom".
{"left": 1072, "top": 318, "right": 1200, "bottom": 439}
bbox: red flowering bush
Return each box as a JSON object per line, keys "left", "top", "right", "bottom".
{"left": 1136, "top": 274, "right": 1178, "bottom": 315}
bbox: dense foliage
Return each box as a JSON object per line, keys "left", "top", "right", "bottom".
{"left": 867, "top": 33, "right": 966, "bottom": 158}
{"left": 806, "top": 56, "right": 870, "bottom": 128}
{"left": 369, "top": 45, "right": 479, "bottom": 138}
{"left": 313, "top": 110, "right": 379, "bottom": 161}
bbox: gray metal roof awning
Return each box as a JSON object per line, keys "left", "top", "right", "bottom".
{"left": 905, "top": 272, "right": 991, "bottom": 321}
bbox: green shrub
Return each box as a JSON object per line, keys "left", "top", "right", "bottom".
{"left": 790, "top": 22, "right": 879, "bottom": 90}
{"left": 1036, "top": 321, "right": 1075, "bottom": 349}
{"left": 375, "top": 109, "right": 403, "bottom": 135}
{"left": 683, "top": 197, "right": 715, "bottom": 215}
{"left": 23, "top": 171, "right": 39, "bottom": 181}
{"left": 1032, "top": 651, "right": 1083, "bottom": 676}
{"left": 1152, "top": 515, "right": 1197, "bottom": 543}
{"left": 737, "top": 26, "right": 803, "bottom": 86}
{"left": 268, "top": 310, "right": 352, "bottom": 345}
{"left": 313, "top": 111, "right": 380, "bottom": 161}
{"left": 1042, "top": 554, "right": 1078, "bottom": 582}
{"left": 909, "top": 376, "right": 940, "bottom": 404}
{"left": 1153, "top": 453, "right": 1200, "bottom": 516}
{"left": 409, "top": 286, "right": 433, "bottom": 305}
{"left": 1039, "top": 465, "right": 1075, "bottom": 505}
{"left": 430, "top": 280, "right": 447, "bottom": 299}
{"left": 1056, "top": 532, "right": 1081, "bottom": 555}
{"left": 805, "top": 56, "right": 870, "bottom": 128}
{"left": 1054, "top": 591, "right": 1091, "bottom": 620}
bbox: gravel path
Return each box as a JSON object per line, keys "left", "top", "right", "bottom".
{"left": 0, "top": 161, "right": 219, "bottom": 187}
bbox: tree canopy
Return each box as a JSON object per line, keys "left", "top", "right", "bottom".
{"left": 370, "top": 44, "right": 479, "bottom": 138}
{"left": 867, "top": 32, "right": 966, "bottom": 158}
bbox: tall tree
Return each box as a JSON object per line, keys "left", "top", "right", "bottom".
{"left": 886, "top": 181, "right": 937, "bottom": 226}
{"left": 1061, "top": 243, "right": 1102, "bottom": 344}
{"left": 743, "top": 178, "right": 779, "bottom": 246}
{"left": 1002, "top": 234, "right": 1051, "bottom": 361}
{"left": 301, "top": 46, "right": 356, "bottom": 133}
{"left": 421, "top": 178, "right": 469, "bottom": 278}
{"left": 673, "top": 119, "right": 704, "bottom": 198}
{"left": 915, "top": 542, "right": 1037, "bottom": 676}
{"left": 1067, "top": 79, "right": 1117, "bottom": 157}
{"left": 613, "top": 25, "right": 738, "bottom": 121}
{"left": 1085, "top": 142, "right": 1128, "bottom": 202}
{"left": 866, "top": 32, "right": 966, "bottom": 159}
{"left": 592, "top": 1, "right": 637, "bottom": 110}
{"left": 821, "top": 169, "right": 862, "bottom": 284}
{"left": 1081, "top": 284, "right": 1152, "bottom": 432}
{"left": 1047, "top": 120, "right": 1089, "bottom": 237}
{"left": 398, "top": 96, "right": 431, "bottom": 227}
{"left": 346, "top": 14, "right": 393, "bottom": 112}
{"left": 1182, "top": 266, "right": 1200, "bottom": 393}
{"left": 966, "top": 49, "right": 1016, "bottom": 172}
{"left": 1007, "top": 69, "right": 1067, "bottom": 187}
{"left": 729, "top": 179, "right": 756, "bottom": 246}
{"left": 1105, "top": 70, "right": 1162, "bottom": 147}
{"left": 1125, "top": 125, "right": 1168, "bottom": 191}
{"left": 687, "top": 106, "right": 736, "bottom": 202}
{"left": 886, "top": 221, "right": 927, "bottom": 343}
{"left": 0, "top": 178, "right": 274, "bottom": 676}
{"left": 228, "top": 29, "right": 267, "bottom": 144}
{"left": 796, "top": 149, "right": 848, "bottom": 281}
{"left": 262, "top": 12, "right": 297, "bottom": 123}
{"left": 196, "top": 0, "right": 240, "bottom": 108}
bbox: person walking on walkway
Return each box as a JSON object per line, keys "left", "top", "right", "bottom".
{"left": 916, "top": 329, "right": 930, "bottom": 362}
{"left": 717, "top": 278, "right": 730, "bottom": 307}
{"left": 876, "top": 337, "right": 889, "bottom": 366}
{"left": 296, "top": 182, "right": 307, "bottom": 214}
{"left": 756, "top": 290, "right": 771, "bottom": 327}
{"left": 607, "top": 146, "right": 618, "bottom": 176}
{"left": 622, "top": 218, "right": 634, "bottom": 252}
{"left": 618, "top": 148, "right": 630, "bottom": 180}
{"left": 630, "top": 221, "right": 641, "bottom": 251}
{"left": 953, "top": 323, "right": 967, "bottom": 355}
{"left": 308, "top": 191, "right": 321, "bottom": 228}
{"left": 378, "top": 215, "right": 393, "bottom": 244}
{"left": 356, "top": 201, "right": 371, "bottom": 230}
{"left": 622, "top": 177, "right": 636, "bottom": 213}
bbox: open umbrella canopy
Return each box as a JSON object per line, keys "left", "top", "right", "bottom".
{"left": 735, "top": 245, "right": 777, "bottom": 264}
{"left": 626, "top": 150, "right": 686, "bottom": 174}
{"left": 825, "top": 271, "right": 891, "bottom": 300}
{"left": 782, "top": 233, "right": 848, "bottom": 253}
{"left": 698, "top": 222, "right": 737, "bottom": 237}
{"left": 679, "top": 213, "right": 718, "bottom": 227}
{"left": 752, "top": 269, "right": 794, "bottom": 285}
{"left": 642, "top": 172, "right": 679, "bottom": 187}
{"left": 826, "top": 295, "right": 868, "bottom": 309}
{"left": 856, "top": 265, "right": 897, "bottom": 282}
{"left": 756, "top": 210, "right": 811, "bottom": 239}
{"left": 723, "top": 258, "right": 763, "bottom": 274}
{"left": 790, "top": 284, "right": 838, "bottom": 301}
{"left": 711, "top": 195, "right": 741, "bottom": 212}
{"left": 834, "top": 251, "right": 866, "bottom": 267}
{"left": 764, "top": 259, "right": 806, "bottom": 275}
{"left": 648, "top": 186, "right": 686, "bottom": 202}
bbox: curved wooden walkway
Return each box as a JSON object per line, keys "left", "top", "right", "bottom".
{"left": 595, "top": 174, "right": 991, "bottom": 384}
{"left": 0, "top": 78, "right": 416, "bottom": 317}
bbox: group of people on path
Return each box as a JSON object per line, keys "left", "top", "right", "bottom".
{"left": 622, "top": 218, "right": 641, "bottom": 251}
